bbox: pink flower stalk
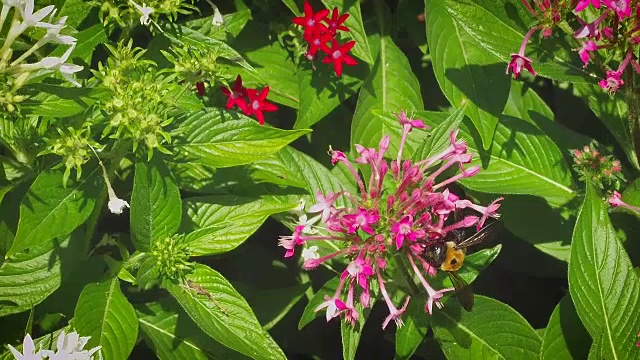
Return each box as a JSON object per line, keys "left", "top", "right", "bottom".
{"left": 609, "top": 191, "right": 640, "bottom": 212}
{"left": 575, "top": 0, "right": 601, "bottom": 11}
{"left": 603, "top": 0, "right": 631, "bottom": 19}
{"left": 578, "top": 40, "right": 598, "bottom": 67}
{"left": 507, "top": 26, "right": 540, "bottom": 79}
{"left": 279, "top": 109, "right": 502, "bottom": 328}
{"left": 407, "top": 255, "right": 455, "bottom": 314}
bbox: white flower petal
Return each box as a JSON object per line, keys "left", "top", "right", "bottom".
{"left": 108, "top": 198, "right": 129, "bottom": 215}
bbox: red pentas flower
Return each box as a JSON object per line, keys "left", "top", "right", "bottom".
{"left": 306, "top": 24, "right": 333, "bottom": 58}
{"left": 321, "top": 39, "right": 358, "bottom": 77}
{"left": 292, "top": 0, "right": 329, "bottom": 40}
{"left": 220, "top": 75, "right": 248, "bottom": 113}
{"left": 246, "top": 86, "right": 278, "bottom": 125}
{"left": 326, "top": 7, "right": 350, "bottom": 35}
{"left": 278, "top": 109, "right": 503, "bottom": 329}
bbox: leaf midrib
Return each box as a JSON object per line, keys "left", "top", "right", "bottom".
{"left": 99, "top": 279, "right": 117, "bottom": 356}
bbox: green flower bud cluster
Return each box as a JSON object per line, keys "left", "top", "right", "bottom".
{"left": 150, "top": 235, "right": 192, "bottom": 280}
{"left": 40, "top": 126, "right": 100, "bottom": 186}
{"left": 163, "top": 46, "right": 222, "bottom": 88}
{"left": 0, "top": 72, "right": 29, "bottom": 112}
{"left": 94, "top": 41, "right": 175, "bottom": 159}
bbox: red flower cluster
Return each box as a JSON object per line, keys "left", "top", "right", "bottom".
{"left": 292, "top": 0, "right": 358, "bottom": 77}
{"left": 220, "top": 75, "right": 278, "bottom": 125}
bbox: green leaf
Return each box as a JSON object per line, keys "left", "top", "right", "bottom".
{"left": 395, "top": 300, "right": 430, "bottom": 360}
{"left": 432, "top": 295, "right": 541, "bottom": 359}
{"left": 234, "top": 22, "right": 299, "bottom": 108}
{"left": 21, "top": 86, "right": 108, "bottom": 118}
{"left": 298, "top": 277, "right": 339, "bottom": 330}
{"left": 281, "top": 0, "right": 300, "bottom": 14}
{"left": 185, "top": 10, "right": 252, "bottom": 40}
{"left": 168, "top": 109, "right": 310, "bottom": 168}
{"left": 0, "top": 232, "right": 80, "bottom": 317}
{"left": 503, "top": 81, "right": 591, "bottom": 151}
{"left": 131, "top": 156, "right": 182, "bottom": 251}
{"left": 351, "top": 36, "right": 423, "bottom": 150}
{"left": 74, "top": 277, "right": 138, "bottom": 360}
{"left": 437, "top": 0, "right": 593, "bottom": 83}
{"left": 250, "top": 146, "right": 349, "bottom": 207}
{"left": 425, "top": 0, "right": 510, "bottom": 149}
{"left": 320, "top": 0, "right": 374, "bottom": 64}
{"left": 181, "top": 194, "right": 299, "bottom": 256}
{"left": 412, "top": 105, "right": 467, "bottom": 161}
{"left": 294, "top": 62, "right": 364, "bottom": 129}
{"left": 573, "top": 83, "right": 639, "bottom": 169}
{"left": 568, "top": 183, "right": 640, "bottom": 360}
{"left": 138, "top": 300, "right": 249, "bottom": 360}
{"left": 380, "top": 110, "right": 576, "bottom": 205}
{"left": 58, "top": 0, "right": 93, "bottom": 27}
{"left": 164, "top": 264, "right": 286, "bottom": 360}
{"left": 8, "top": 166, "right": 100, "bottom": 258}
{"left": 68, "top": 24, "right": 107, "bottom": 63}
{"left": 341, "top": 309, "right": 368, "bottom": 360}
{"left": 541, "top": 295, "right": 591, "bottom": 360}
{"left": 163, "top": 24, "right": 253, "bottom": 72}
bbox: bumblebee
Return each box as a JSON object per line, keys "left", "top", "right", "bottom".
{"left": 422, "top": 221, "right": 500, "bottom": 311}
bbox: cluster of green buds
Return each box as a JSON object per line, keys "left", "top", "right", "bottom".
{"left": 0, "top": 0, "right": 83, "bottom": 112}
{"left": 93, "top": 0, "right": 196, "bottom": 29}
{"left": 163, "top": 45, "right": 223, "bottom": 95}
{"left": 572, "top": 143, "right": 624, "bottom": 191}
{"left": 40, "top": 126, "right": 100, "bottom": 186}
{"left": 137, "top": 235, "right": 193, "bottom": 290}
{"left": 94, "top": 41, "right": 175, "bottom": 159}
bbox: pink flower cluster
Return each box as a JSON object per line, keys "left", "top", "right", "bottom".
{"left": 571, "top": 143, "right": 624, "bottom": 188}
{"left": 511, "top": 0, "right": 640, "bottom": 93}
{"left": 279, "top": 111, "right": 502, "bottom": 329}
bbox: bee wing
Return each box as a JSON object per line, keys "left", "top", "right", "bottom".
{"left": 454, "top": 221, "right": 501, "bottom": 250}
{"left": 448, "top": 272, "right": 474, "bottom": 312}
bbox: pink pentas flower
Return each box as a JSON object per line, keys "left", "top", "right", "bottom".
{"left": 603, "top": 0, "right": 631, "bottom": 19}
{"left": 574, "top": 13, "right": 608, "bottom": 39}
{"left": 278, "top": 225, "right": 305, "bottom": 258}
{"left": 391, "top": 215, "right": 426, "bottom": 249}
{"left": 578, "top": 40, "right": 598, "bottom": 67}
{"left": 278, "top": 108, "right": 502, "bottom": 328}
{"left": 599, "top": 70, "right": 624, "bottom": 94}
{"left": 292, "top": 0, "right": 330, "bottom": 40}
{"left": 343, "top": 208, "right": 380, "bottom": 234}
{"left": 321, "top": 39, "right": 358, "bottom": 77}
{"left": 609, "top": 191, "right": 640, "bottom": 212}
{"left": 507, "top": 27, "right": 540, "bottom": 79}
{"left": 575, "top": 0, "right": 601, "bottom": 11}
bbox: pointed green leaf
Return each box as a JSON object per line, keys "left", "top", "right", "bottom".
{"left": 541, "top": 295, "right": 591, "bottom": 360}
{"left": 0, "top": 233, "right": 80, "bottom": 317}
{"left": 341, "top": 307, "right": 370, "bottom": 360}
{"left": 74, "top": 277, "right": 138, "bottom": 360}
{"left": 432, "top": 295, "right": 541, "bottom": 359}
{"left": 181, "top": 194, "right": 299, "bottom": 256}
{"left": 164, "top": 264, "right": 286, "bottom": 360}
{"left": 169, "top": 110, "right": 310, "bottom": 168}
{"left": 351, "top": 36, "right": 423, "bottom": 150}
{"left": 425, "top": 0, "right": 510, "bottom": 149}
{"left": 8, "top": 166, "right": 100, "bottom": 258}
{"left": 568, "top": 183, "right": 640, "bottom": 360}
{"left": 131, "top": 156, "right": 182, "bottom": 251}
{"left": 137, "top": 300, "right": 249, "bottom": 360}
{"left": 321, "top": 0, "right": 373, "bottom": 64}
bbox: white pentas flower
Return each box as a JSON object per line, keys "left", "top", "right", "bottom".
{"left": 301, "top": 246, "right": 319, "bottom": 262}
{"left": 41, "top": 330, "right": 101, "bottom": 360}
{"left": 129, "top": 0, "right": 153, "bottom": 26}
{"left": 19, "top": 44, "right": 84, "bottom": 87}
{"left": 7, "top": 334, "right": 43, "bottom": 360}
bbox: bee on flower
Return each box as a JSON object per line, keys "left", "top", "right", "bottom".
{"left": 278, "top": 110, "right": 502, "bottom": 328}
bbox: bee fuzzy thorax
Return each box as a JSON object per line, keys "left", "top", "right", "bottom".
{"left": 440, "top": 241, "right": 465, "bottom": 272}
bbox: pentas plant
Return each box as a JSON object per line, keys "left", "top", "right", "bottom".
{"left": 512, "top": 0, "right": 640, "bottom": 93}
{"left": 220, "top": 75, "right": 278, "bottom": 125}
{"left": 292, "top": 0, "right": 358, "bottom": 76}
{"left": 279, "top": 111, "right": 502, "bottom": 328}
